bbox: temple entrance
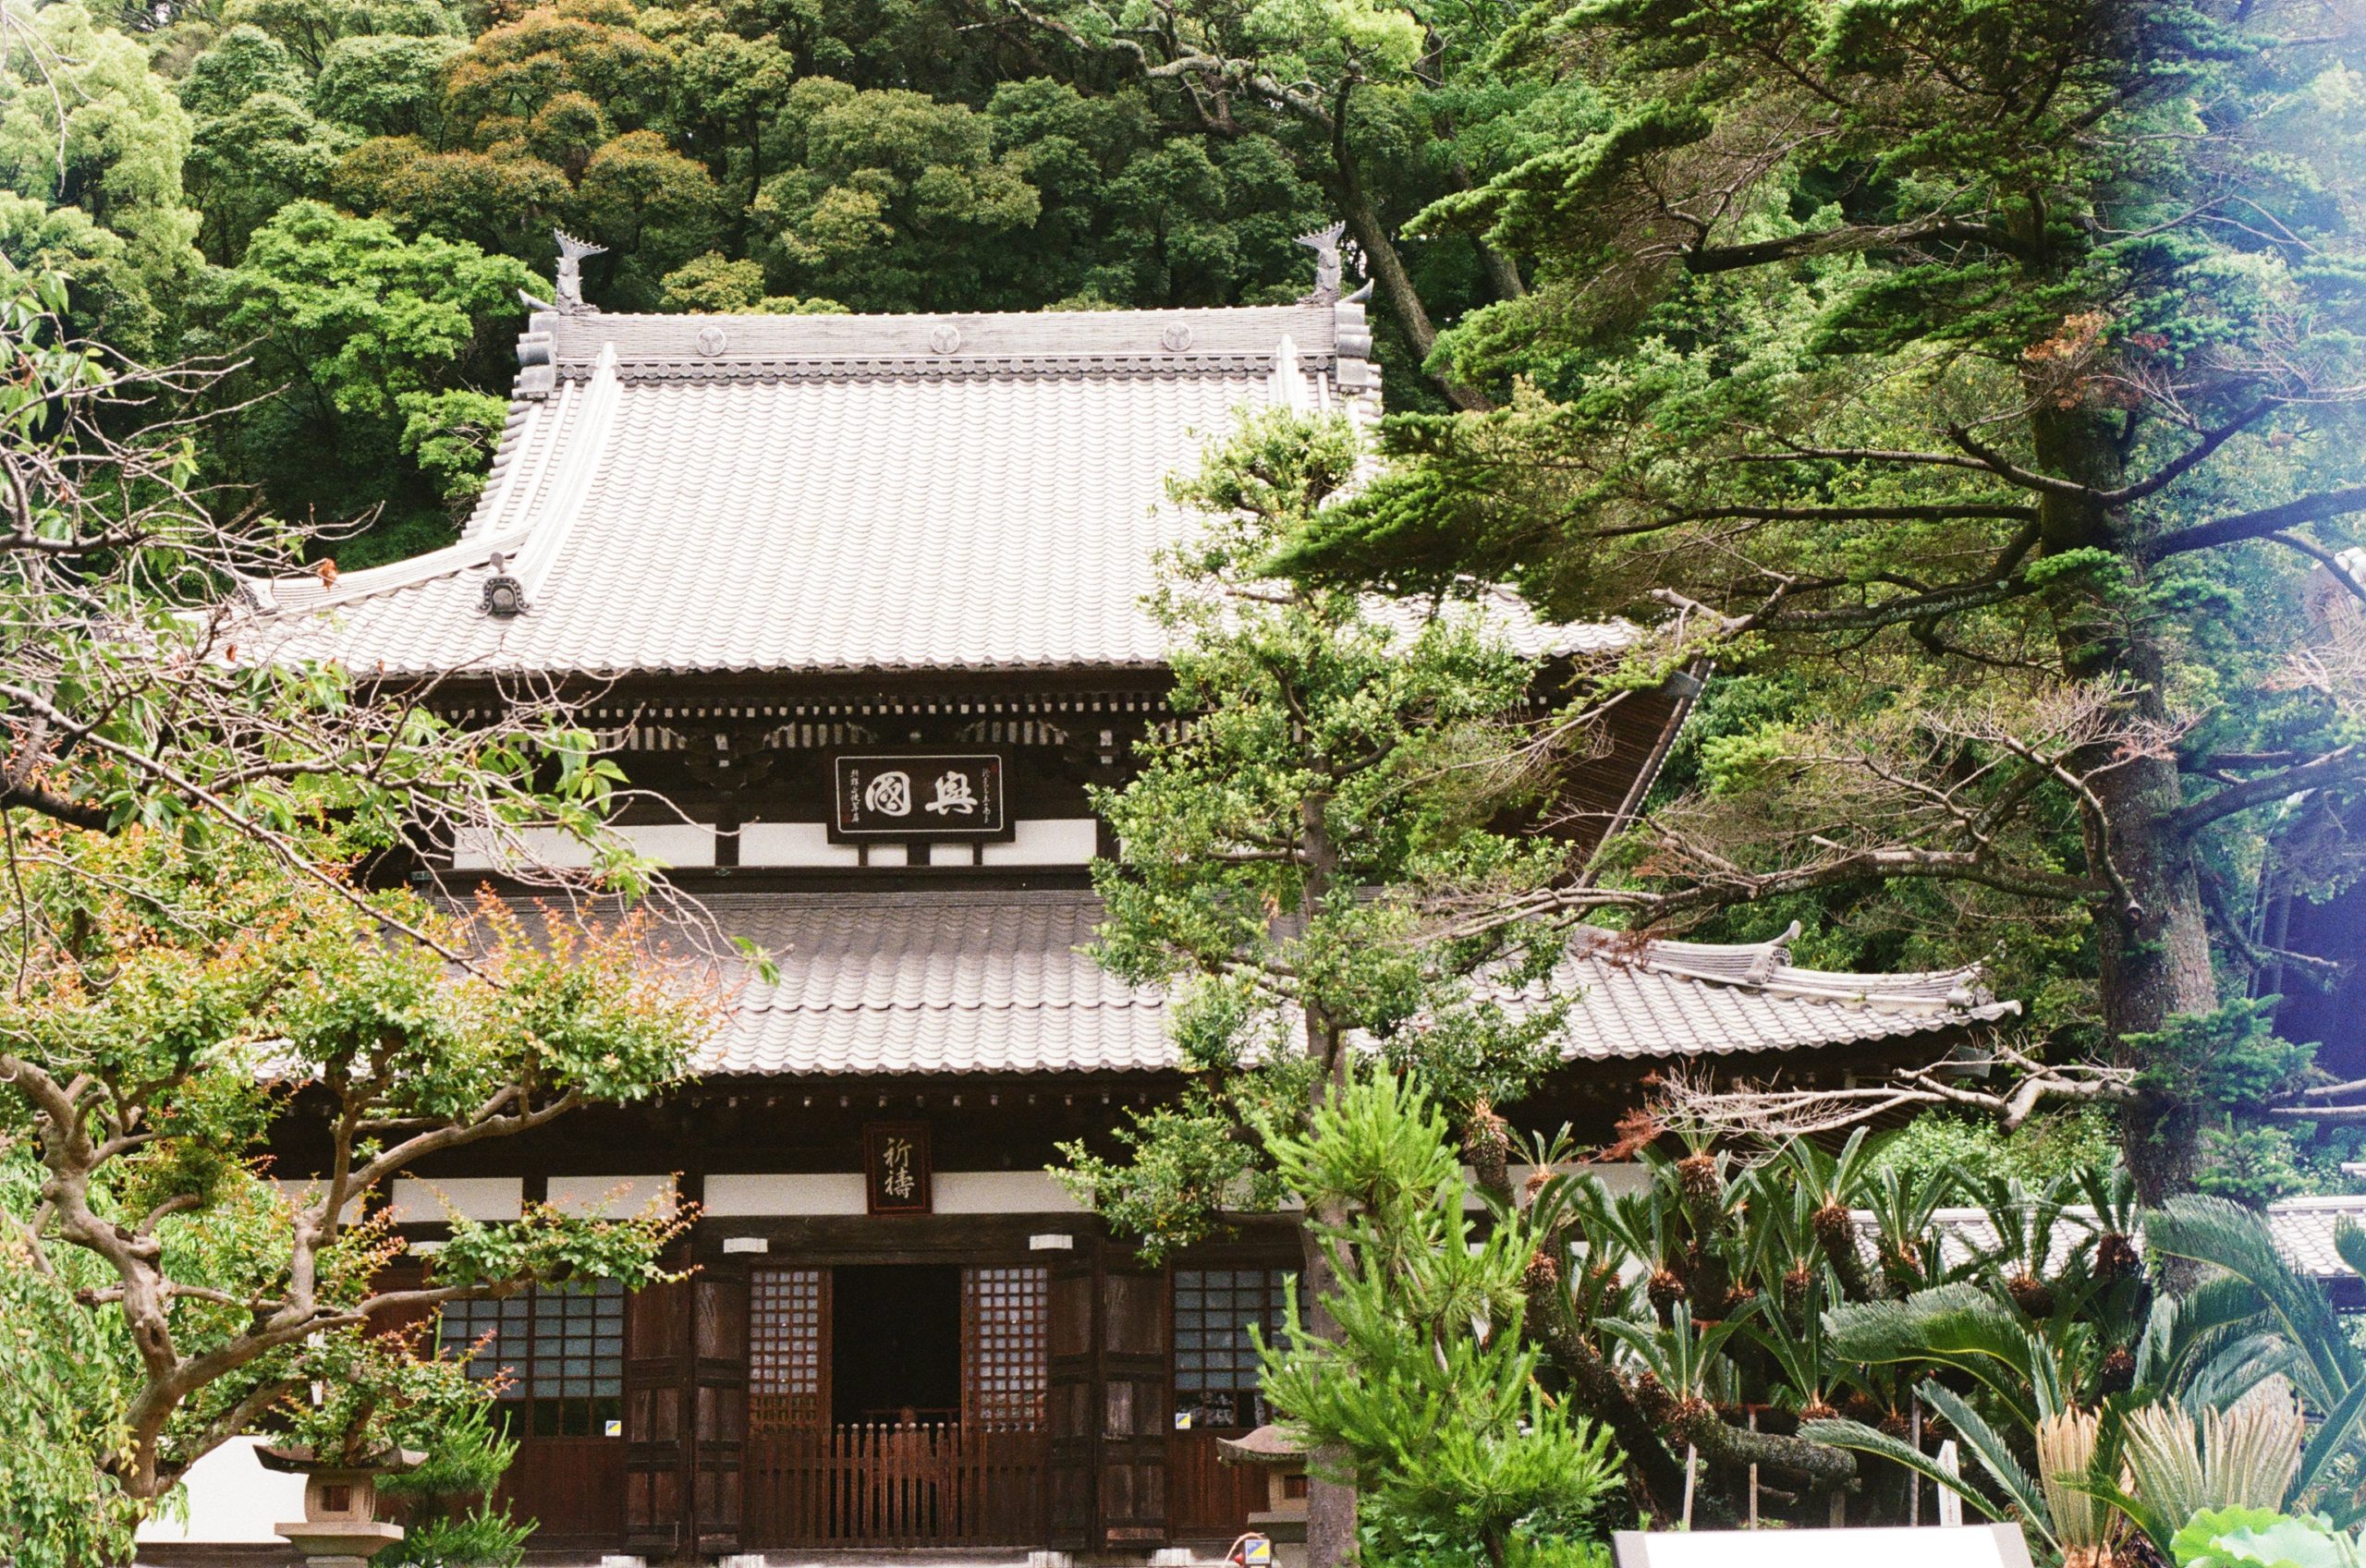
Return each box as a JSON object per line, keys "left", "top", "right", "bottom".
{"left": 831, "top": 1265, "right": 960, "bottom": 1423}
{"left": 742, "top": 1264, "right": 1050, "bottom": 1548}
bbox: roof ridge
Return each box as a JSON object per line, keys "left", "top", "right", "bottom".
{"left": 1574, "top": 925, "right": 1994, "bottom": 1010}
{"left": 563, "top": 302, "right": 1333, "bottom": 327}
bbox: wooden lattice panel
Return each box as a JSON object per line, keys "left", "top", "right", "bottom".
{"left": 750, "top": 1268, "right": 828, "bottom": 1429}
{"left": 961, "top": 1266, "right": 1047, "bottom": 1430}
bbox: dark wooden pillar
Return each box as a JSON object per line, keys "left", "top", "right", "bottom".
{"left": 1046, "top": 1248, "right": 1099, "bottom": 1550}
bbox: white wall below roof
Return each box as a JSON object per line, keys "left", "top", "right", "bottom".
{"left": 134, "top": 1437, "right": 303, "bottom": 1547}
{"left": 981, "top": 818, "right": 1099, "bottom": 867}
{"left": 452, "top": 822, "right": 714, "bottom": 870}
{"left": 701, "top": 1172, "right": 1082, "bottom": 1216}
{"left": 387, "top": 1175, "right": 525, "bottom": 1223}
{"left": 736, "top": 817, "right": 1098, "bottom": 869}
{"left": 547, "top": 1173, "right": 677, "bottom": 1218}
{"left": 703, "top": 1172, "right": 866, "bottom": 1216}
{"left": 739, "top": 821, "right": 860, "bottom": 868}
{"left": 933, "top": 1171, "right": 1084, "bottom": 1213}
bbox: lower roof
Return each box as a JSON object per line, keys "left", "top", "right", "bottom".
{"left": 683, "top": 891, "right": 2016, "bottom": 1077}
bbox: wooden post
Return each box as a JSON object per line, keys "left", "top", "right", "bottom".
{"left": 1682, "top": 1445, "right": 1698, "bottom": 1530}
{"left": 1747, "top": 1413, "right": 1759, "bottom": 1527}
{"left": 1828, "top": 1489, "right": 1846, "bottom": 1528}
{"left": 1909, "top": 1401, "right": 1922, "bottom": 1527}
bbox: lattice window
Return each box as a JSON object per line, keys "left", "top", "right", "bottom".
{"left": 1173, "top": 1269, "right": 1295, "bottom": 1429}
{"left": 436, "top": 1279, "right": 625, "bottom": 1438}
{"left": 962, "top": 1266, "right": 1047, "bottom": 1430}
{"left": 750, "top": 1268, "right": 829, "bottom": 1429}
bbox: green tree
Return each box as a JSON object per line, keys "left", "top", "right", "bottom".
{"left": 182, "top": 38, "right": 356, "bottom": 258}
{"left": 1279, "top": 0, "right": 2366, "bottom": 1201}
{"left": 754, "top": 79, "right": 1040, "bottom": 310}
{"left": 0, "top": 2, "right": 202, "bottom": 349}
{"left": 198, "top": 199, "right": 534, "bottom": 544}
{"left": 1001, "top": 0, "right": 1573, "bottom": 407}
{"left": 1063, "top": 409, "right": 1580, "bottom": 1568}
{"left": 1259, "top": 1076, "right": 1622, "bottom": 1568}
{"left": 0, "top": 274, "right": 719, "bottom": 1562}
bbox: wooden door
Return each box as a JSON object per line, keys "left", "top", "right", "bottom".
{"left": 689, "top": 1265, "right": 750, "bottom": 1552}
{"left": 623, "top": 1267, "right": 751, "bottom": 1554}
{"left": 1097, "top": 1258, "right": 1171, "bottom": 1547}
{"left": 624, "top": 1273, "right": 691, "bottom": 1555}
{"left": 1045, "top": 1248, "right": 1098, "bottom": 1550}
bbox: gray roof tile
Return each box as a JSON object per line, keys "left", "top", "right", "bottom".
{"left": 232, "top": 300, "right": 1620, "bottom": 679}
{"left": 686, "top": 892, "right": 2011, "bottom": 1077}
{"left": 1855, "top": 1201, "right": 2364, "bottom": 1288}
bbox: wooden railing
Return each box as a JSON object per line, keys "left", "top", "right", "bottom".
{"left": 744, "top": 1421, "right": 1048, "bottom": 1548}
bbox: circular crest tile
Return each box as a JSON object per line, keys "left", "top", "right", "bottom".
{"left": 695, "top": 324, "right": 728, "bottom": 357}
{"left": 1160, "top": 323, "right": 1194, "bottom": 353}
{"left": 929, "top": 323, "right": 963, "bottom": 355}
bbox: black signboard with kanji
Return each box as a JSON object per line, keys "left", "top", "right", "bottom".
{"left": 863, "top": 1123, "right": 932, "bottom": 1215}
{"left": 827, "top": 750, "right": 1012, "bottom": 842}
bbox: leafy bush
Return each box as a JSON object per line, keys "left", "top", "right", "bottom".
{"left": 2171, "top": 1508, "right": 2363, "bottom": 1568}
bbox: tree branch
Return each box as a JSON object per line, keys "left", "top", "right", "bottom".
{"left": 2141, "top": 486, "right": 2366, "bottom": 561}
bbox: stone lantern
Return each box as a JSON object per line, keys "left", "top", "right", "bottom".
{"left": 1217, "top": 1425, "right": 1311, "bottom": 1568}
{"left": 257, "top": 1444, "right": 425, "bottom": 1568}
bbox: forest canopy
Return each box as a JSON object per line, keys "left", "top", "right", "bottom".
{"left": 3, "top": 0, "right": 2360, "bottom": 1206}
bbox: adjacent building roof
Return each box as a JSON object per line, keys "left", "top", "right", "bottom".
{"left": 687, "top": 892, "right": 2015, "bottom": 1077}
{"left": 229, "top": 293, "right": 1623, "bottom": 681}
{"left": 1854, "top": 1200, "right": 2365, "bottom": 1304}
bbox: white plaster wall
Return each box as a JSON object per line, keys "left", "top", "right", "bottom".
{"left": 739, "top": 821, "right": 860, "bottom": 868}
{"left": 933, "top": 1171, "right": 1084, "bottom": 1213}
{"left": 386, "top": 1175, "right": 525, "bottom": 1223}
{"left": 451, "top": 822, "right": 715, "bottom": 870}
{"left": 703, "top": 1173, "right": 866, "bottom": 1215}
{"left": 547, "top": 1173, "right": 677, "bottom": 1218}
{"left": 134, "top": 1437, "right": 303, "bottom": 1548}
{"left": 981, "top": 818, "right": 1099, "bottom": 866}
{"left": 738, "top": 817, "right": 1096, "bottom": 869}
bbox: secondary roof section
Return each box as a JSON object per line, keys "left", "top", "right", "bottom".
{"left": 690, "top": 892, "right": 2018, "bottom": 1076}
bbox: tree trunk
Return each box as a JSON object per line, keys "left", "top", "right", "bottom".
{"left": 1448, "top": 157, "right": 1528, "bottom": 304}
{"left": 2029, "top": 405, "right": 2219, "bottom": 1206}
{"left": 1299, "top": 1211, "right": 1360, "bottom": 1568}
{"left": 1323, "top": 162, "right": 1491, "bottom": 414}
{"left": 1297, "top": 791, "right": 1359, "bottom": 1568}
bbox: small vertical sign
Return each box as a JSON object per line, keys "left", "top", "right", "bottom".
{"left": 864, "top": 1123, "right": 932, "bottom": 1215}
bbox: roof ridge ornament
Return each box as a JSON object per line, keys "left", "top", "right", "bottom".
{"left": 481, "top": 552, "right": 527, "bottom": 618}
{"left": 1295, "top": 221, "right": 1361, "bottom": 303}
{"left": 551, "top": 230, "right": 606, "bottom": 315}
{"left": 1742, "top": 919, "right": 1804, "bottom": 985}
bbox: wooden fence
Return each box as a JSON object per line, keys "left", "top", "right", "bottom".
{"left": 744, "top": 1422, "right": 1048, "bottom": 1548}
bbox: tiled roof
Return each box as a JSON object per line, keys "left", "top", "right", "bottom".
{"left": 687, "top": 892, "right": 2013, "bottom": 1077}
{"left": 1853, "top": 1201, "right": 2365, "bottom": 1295}
{"left": 229, "top": 298, "right": 1627, "bottom": 680}
{"left": 703, "top": 893, "right": 1170, "bottom": 1076}
{"left": 2252, "top": 1196, "right": 2366, "bottom": 1282}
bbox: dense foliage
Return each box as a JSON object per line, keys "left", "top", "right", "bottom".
{"left": 0, "top": 0, "right": 1563, "bottom": 562}
{"left": 0, "top": 269, "right": 720, "bottom": 1558}
{"left": 1268, "top": 0, "right": 2366, "bottom": 1198}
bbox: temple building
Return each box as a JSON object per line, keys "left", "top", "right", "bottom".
{"left": 156, "top": 243, "right": 2271, "bottom": 1562}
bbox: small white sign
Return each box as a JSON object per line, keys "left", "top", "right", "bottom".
{"left": 721, "top": 1236, "right": 771, "bottom": 1255}
{"left": 1611, "top": 1525, "right": 2031, "bottom": 1568}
